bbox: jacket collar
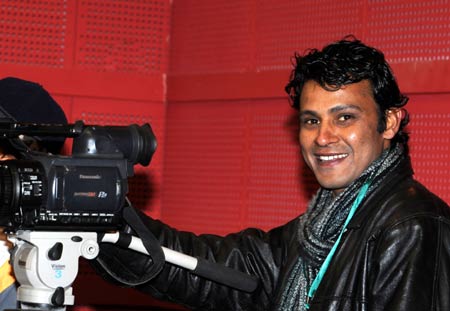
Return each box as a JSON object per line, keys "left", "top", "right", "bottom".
{"left": 346, "top": 155, "right": 414, "bottom": 229}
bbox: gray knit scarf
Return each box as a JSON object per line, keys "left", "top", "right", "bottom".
{"left": 277, "top": 144, "right": 405, "bottom": 310}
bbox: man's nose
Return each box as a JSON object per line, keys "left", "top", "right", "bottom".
{"left": 314, "top": 122, "right": 338, "bottom": 146}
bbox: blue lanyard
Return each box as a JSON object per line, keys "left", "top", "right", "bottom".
{"left": 305, "top": 180, "right": 372, "bottom": 309}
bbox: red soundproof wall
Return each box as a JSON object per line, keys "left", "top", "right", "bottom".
{"left": 0, "top": 1, "right": 449, "bottom": 310}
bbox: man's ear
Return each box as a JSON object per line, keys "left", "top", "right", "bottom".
{"left": 383, "top": 108, "right": 403, "bottom": 139}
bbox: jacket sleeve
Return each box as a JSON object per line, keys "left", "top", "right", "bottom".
{"left": 92, "top": 210, "right": 298, "bottom": 311}
{"left": 368, "top": 215, "right": 450, "bottom": 310}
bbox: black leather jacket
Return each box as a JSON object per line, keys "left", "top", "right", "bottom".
{"left": 95, "top": 157, "right": 450, "bottom": 310}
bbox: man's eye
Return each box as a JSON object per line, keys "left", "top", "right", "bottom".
{"left": 302, "top": 118, "right": 319, "bottom": 126}
{"left": 337, "top": 114, "right": 354, "bottom": 122}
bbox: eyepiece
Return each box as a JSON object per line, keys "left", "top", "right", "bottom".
{"left": 103, "top": 123, "right": 157, "bottom": 166}
{"left": 71, "top": 123, "right": 157, "bottom": 167}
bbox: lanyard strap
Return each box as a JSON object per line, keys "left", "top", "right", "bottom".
{"left": 305, "top": 180, "right": 371, "bottom": 309}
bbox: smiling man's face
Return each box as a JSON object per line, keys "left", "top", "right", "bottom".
{"left": 299, "top": 80, "right": 393, "bottom": 195}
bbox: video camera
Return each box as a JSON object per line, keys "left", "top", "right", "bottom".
{"left": 0, "top": 117, "right": 257, "bottom": 311}
{"left": 0, "top": 119, "right": 157, "bottom": 231}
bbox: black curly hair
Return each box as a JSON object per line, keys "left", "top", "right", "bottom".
{"left": 285, "top": 36, "right": 410, "bottom": 152}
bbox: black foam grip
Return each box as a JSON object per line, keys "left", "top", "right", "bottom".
{"left": 193, "top": 257, "right": 259, "bottom": 293}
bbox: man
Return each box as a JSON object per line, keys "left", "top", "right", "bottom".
{"left": 0, "top": 77, "right": 67, "bottom": 310}
{"left": 94, "top": 37, "right": 450, "bottom": 310}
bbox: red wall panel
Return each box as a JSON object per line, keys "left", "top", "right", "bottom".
{"left": 162, "top": 99, "right": 314, "bottom": 234}
{"left": 0, "top": 0, "right": 170, "bottom": 101}
{"left": 408, "top": 94, "right": 450, "bottom": 204}
{"left": 0, "top": 0, "right": 71, "bottom": 68}
{"left": 74, "top": 1, "right": 169, "bottom": 74}
{"left": 168, "top": 0, "right": 450, "bottom": 102}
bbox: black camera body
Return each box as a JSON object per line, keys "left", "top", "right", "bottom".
{"left": 0, "top": 121, "right": 157, "bottom": 231}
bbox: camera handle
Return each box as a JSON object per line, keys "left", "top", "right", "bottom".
{"left": 8, "top": 230, "right": 99, "bottom": 311}
{"left": 100, "top": 232, "right": 259, "bottom": 293}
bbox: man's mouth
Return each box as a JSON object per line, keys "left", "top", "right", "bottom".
{"left": 317, "top": 153, "right": 349, "bottom": 162}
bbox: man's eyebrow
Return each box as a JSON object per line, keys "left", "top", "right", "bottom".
{"left": 329, "top": 104, "right": 363, "bottom": 113}
{"left": 299, "top": 110, "right": 318, "bottom": 119}
{"left": 299, "top": 104, "right": 364, "bottom": 119}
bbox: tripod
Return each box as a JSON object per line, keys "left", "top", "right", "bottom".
{"left": 7, "top": 230, "right": 258, "bottom": 310}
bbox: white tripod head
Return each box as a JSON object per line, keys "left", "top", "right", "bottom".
{"left": 8, "top": 230, "right": 99, "bottom": 311}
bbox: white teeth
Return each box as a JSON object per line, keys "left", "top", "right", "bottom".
{"left": 318, "top": 154, "right": 348, "bottom": 161}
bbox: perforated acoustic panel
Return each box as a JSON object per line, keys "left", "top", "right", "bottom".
{"left": 169, "top": 1, "right": 254, "bottom": 74}
{"left": 365, "top": 1, "right": 450, "bottom": 64}
{"left": 0, "top": 0, "right": 69, "bottom": 68}
{"left": 255, "top": 0, "right": 363, "bottom": 71}
{"left": 162, "top": 99, "right": 314, "bottom": 234}
{"left": 169, "top": 0, "right": 365, "bottom": 74}
{"left": 75, "top": 0, "right": 170, "bottom": 73}
{"left": 0, "top": 0, "right": 170, "bottom": 102}
{"left": 408, "top": 94, "right": 450, "bottom": 204}
{"left": 246, "top": 105, "right": 318, "bottom": 228}
{"left": 170, "top": 0, "right": 450, "bottom": 75}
